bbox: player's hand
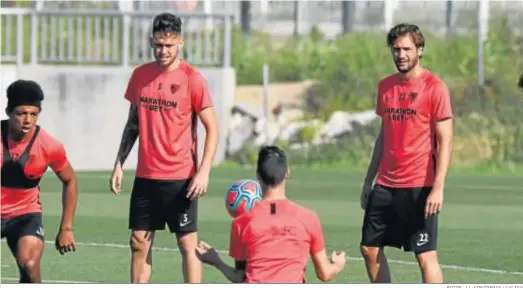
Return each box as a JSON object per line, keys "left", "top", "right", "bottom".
{"left": 195, "top": 241, "right": 221, "bottom": 266}
{"left": 360, "top": 182, "right": 373, "bottom": 210}
{"left": 55, "top": 229, "right": 76, "bottom": 255}
{"left": 425, "top": 187, "right": 444, "bottom": 219}
{"left": 330, "top": 250, "right": 346, "bottom": 270}
{"left": 186, "top": 170, "right": 209, "bottom": 200}
{"left": 110, "top": 164, "right": 123, "bottom": 195}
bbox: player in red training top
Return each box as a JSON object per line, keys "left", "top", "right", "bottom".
{"left": 109, "top": 13, "right": 219, "bottom": 284}
{"left": 1, "top": 80, "right": 78, "bottom": 283}
{"left": 360, "top": 23, "right": 453, "bottom": 283}
{"left": 195, "top": 146, "right": 346, "bottom": 283}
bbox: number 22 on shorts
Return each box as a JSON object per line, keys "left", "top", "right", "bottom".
{"left": 417, "top": 232, "right": 429, "bottom": 246}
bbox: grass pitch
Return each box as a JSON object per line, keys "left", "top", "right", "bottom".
{"left": 1, "top": 167, "right": 522, "bottom": 283}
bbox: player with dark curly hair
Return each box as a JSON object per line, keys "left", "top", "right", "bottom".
{"left": 1, "top": 80, "right": 79, "bottom": 283}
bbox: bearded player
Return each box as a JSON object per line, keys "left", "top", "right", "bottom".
{"left": 109, "top": 13, "right": 219, "bottom": 283}
{"left": 195, "top": 146, "right": 346, "bottom": 283}
{"left": 1, "top": 80, "right": 78, "bottom": 283}
{"left": 360, "top": 23, "right": 453, "bottom": 283}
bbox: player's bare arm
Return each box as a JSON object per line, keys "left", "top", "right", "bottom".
{"left": 110, "top": 104, "right": 139, "bottom": 195}
{"left": 55, "top": 162, "right": 78, "bottom": 255}
{"left": 311, "top": 249, "right": 346, "bottom": 282}
{"left": 186, "top": 106, "right": 219, "bottom": 200}
{"left": 361, "top": 121, "right": 384, "bottom": 209}
{"left": 425, "top": 118, "right": 453, "bottom": 219}
{"left": 195, "top": 241, "right": 246, "bottom": 283}
{"left": 363, "top": 121, "right": 384, "bottom": 185}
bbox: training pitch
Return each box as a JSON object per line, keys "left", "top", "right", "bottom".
{"left": 1, "top": 167, "right": 522, "bottom": 283}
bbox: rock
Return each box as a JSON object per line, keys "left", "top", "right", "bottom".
{"left": 231, "top": 102, "right": 263, "bottom": 120}
{"left": 275, "top": 107, "right": 305, "bottom": 126}
{"left": 320, "top": 111, "right": 353, "bottom": 138}
{"left": 254, "top": 122, "right": 281, "bottom": 146}
{"left": 254, "top": 118, "right": 267, "bottom": 135}
{"left": 320, "top": 110, "right": 377, "bottom": 139}
{"left": 226, "top": 100, "right": 377, "bottom": 157}
{"left": 279, "top": 121, "right": 307, "bottom": 143}
{"left": 226, "top": 112, "right": 256, "bottom": 156}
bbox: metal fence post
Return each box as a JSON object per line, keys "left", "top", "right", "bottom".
{"left": 16, "top": 14, "right": 24, "bottom": 78}
{"left": 477, "top": 0, "right": 490, "bottom": 86}
{"left": 30, "top": 11, "right": 38, "bottom": 65}
{"left": 223, "top": 15, "right": 232, "bottom": 68}
{"left": 122, "top": 14, "right": 130, "bottom": 67}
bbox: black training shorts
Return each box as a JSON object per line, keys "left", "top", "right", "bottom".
{"left": 1, "top": 213, "right": 45, "bottom": 254}
{"left": 360, "top": 184, "right": 438, "bottom": 253}
{"left": 128, "top": 177, "right": 198, "bottom": 234}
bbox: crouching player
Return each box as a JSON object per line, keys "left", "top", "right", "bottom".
{"left": 1, "top": 80, "right": 78, "bottom": 283}
{"left": 196, "top": 146, "right": 346, "bottom": 283}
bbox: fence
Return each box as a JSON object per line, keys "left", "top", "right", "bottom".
{"left": 2, "top": 0, "right": 522, "bottom": 80}
{"left": 8, "top": 0, "right": 521, "bottom": 36}
{"left": 0, "top": 7, "right": 233, "bottom": 68}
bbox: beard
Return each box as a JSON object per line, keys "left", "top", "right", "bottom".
{"left": 394, "top": 57, "right": 419, "bottom": 74}
{"left": 155, "top": 54, "right": 177, "bottom": 68}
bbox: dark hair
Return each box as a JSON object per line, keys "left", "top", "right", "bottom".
{"left": 387, "top": 23, "right": 425, "bottom": 49}
{"left": 152, "top": 13, "right": 182, "bottom": 35}
{"left": 6, "top": 80, "right": 44, "bottom": 112}
{"left": 518, "top": 74, "right": 523, "bottom": 90}
{"left": 256, "top": 146, "right": 288, "bottom": 187}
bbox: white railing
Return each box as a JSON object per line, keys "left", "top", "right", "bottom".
{"left": 0, "top": 7, "right": 233, "bottom": 67}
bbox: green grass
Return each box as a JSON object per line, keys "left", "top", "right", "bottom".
{"left": 2, "top": 167, "right": 523, "bottom": 283}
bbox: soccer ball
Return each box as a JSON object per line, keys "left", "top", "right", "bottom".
{"left": 225, "top": 179, "right": 263, "bottom": 218}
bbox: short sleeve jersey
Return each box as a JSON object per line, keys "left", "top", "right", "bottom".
{"left": 124, "top": 61, "right": 213, "bottom": 180}
{"left": 1, "top": 128, "right": 68, "bottom": 219}
{"left": 228, "top": 199, "right": 326, "bottom": 283}
{"left": 375, "top": 70, "right": 453, "bottom": 188}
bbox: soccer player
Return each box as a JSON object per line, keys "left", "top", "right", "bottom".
{"left": 359, "top": 23, "right": 453, "bottom": 284}
{"left": 109, "top": 13, "right": 219, "bottom": 284}
{"left": 1, "top": 80, "right": 78, "bottom": 283}
{"left": 195, "top": 146, "right": 346, "bottom": 283}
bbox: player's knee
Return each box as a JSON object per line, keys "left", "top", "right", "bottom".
{"left": 416, "top": 250, "right": 439, "bottom": 270}
{"left": 129, "top": 232, "right": 151, "bottom": 253}
{"left": 18, "top": 258, "right": 39, "bottom": 274}
{"left": 416, "top": 250, "right": 442, "bottom": 283}
{"left": 177, "top": 232, "right": 197, "bottom": 256}
{"left": 360, "top": 245, "right": 380, "bottom": 261}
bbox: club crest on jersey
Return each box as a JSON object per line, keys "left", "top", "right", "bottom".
{"left": 409, "top": 92, "right": 418, "bottom": 102}
{"left": 170, "top": 84, "right": 179, "bottom": 94}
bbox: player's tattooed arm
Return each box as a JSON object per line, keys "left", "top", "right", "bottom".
{"left": 115, "top": 104, "right": 139, "bottom": 167}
